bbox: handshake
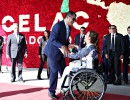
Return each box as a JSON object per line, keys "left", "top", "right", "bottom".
{"left": 59, "top": 44, "right": 78, "bottom": 57}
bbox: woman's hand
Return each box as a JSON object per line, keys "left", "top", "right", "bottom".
{"left": 69, "top": 44, "right": 78, "bottom": 49}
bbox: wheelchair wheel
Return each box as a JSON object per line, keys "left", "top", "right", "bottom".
{"left": 69, "top": 69, "right": 105, "bottom": 100}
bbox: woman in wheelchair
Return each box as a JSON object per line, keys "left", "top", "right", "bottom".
{"left": 60, "top": 31, "right": 106, "bottom": 100}
{"left": 60, "top": 30, "right": 99, "bottom": 92}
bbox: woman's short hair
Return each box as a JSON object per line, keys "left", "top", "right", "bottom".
{"left": 89, "top": 30, "right": 98, "bottom": 44}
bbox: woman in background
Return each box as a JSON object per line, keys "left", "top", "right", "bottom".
{"left": 37, "top": 30, "right": 50, "bottom": 80}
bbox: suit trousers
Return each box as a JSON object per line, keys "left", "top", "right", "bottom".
{"left": 37, "top": 54, "right": 49, "bottom": 78}
{"left": 102, "top": 55, "right": 109, "bottom": 81}
{"left": 48, "top": 56, "right": 66, "bottom": 94}
{"left": 108, "top": 51, "right": 121, "bottom": 82}
{"left": 123, "top": 57, "right": 129, "bottom": 82}
{"left": 11, "top": 55, "right": 23, "bottom": 80}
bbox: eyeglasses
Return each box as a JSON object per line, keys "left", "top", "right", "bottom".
{"left": 109, "top": 28, "right": 116, "bottom": 30}
{"left": 80, "top": 29, "right": 85, "bottom": 32}
{"left": 69, "top": 16, "right": 76, "bottom": 21}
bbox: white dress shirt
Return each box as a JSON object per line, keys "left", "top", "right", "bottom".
{"left": 128, "top": 34, "right": 130, "bottom": 41}
{"left": 128, "top": 34, "right": 130, "bottom": 49}
{"left": 64, "top": 20, "right": 70, "bottom": 39}
{"left": 14, "top": 33, "right": 19, "bottom": 43}
{"left": 111, "top": 33, "right": 116, "bottom": 49}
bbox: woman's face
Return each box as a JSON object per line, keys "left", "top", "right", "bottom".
{"left": 84, "top": 32, "right": 91, "bottom": 44}
{"left": 44, "top": 31, "right": 49, "bottom": 38}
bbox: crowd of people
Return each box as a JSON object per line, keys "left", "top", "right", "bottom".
{"left": 0, "top": 11, "right": 130, "bottom": 99}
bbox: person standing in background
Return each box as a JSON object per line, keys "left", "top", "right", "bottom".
{"left": 0, "top": 36, "right": 4, "bottom": 73}
{"left": 104, "top": 25, "right": 124, "bottom": 85}
{"left": 101, "top": 34, "right": 109, "bottom": 82}
{"left": 37, "top": 30, "right": 50, "bottom": 80}
{"left": 123, "top": 26, "right": 130, "bottom": 84}
{"left": 70, "top": 26, "right": 86, "bottom": 62}
{"left": 6, "top": 23, "right": 27, "bottom": 83}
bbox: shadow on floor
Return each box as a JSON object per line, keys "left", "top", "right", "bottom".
{"left": 0, "top": 87, "right": 48, "bottom": 98}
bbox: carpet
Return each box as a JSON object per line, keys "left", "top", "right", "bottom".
{"left": 0, "top": 83, "right": 130, "bottom": 100}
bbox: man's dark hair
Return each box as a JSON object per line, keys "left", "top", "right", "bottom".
{"left": 65, "top": 11, "right": 76, "bottom": 18}
{"left": 80, "top": 26, "right": 85, "bottom": 30}
{"left": 108, "top": 25, "right": 117, "bottom": 29}
{"left": 127, "top": 26, "right": 130, "bottom": 30}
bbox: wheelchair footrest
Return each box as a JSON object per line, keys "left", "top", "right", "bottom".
{"left": 62, "top": 86, "right": 69, "bottom": 88}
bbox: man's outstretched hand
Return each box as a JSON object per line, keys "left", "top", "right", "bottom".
{"left": 68, "top": 44, "right": 78, "bottom": 49}
{"left": 60, "top": 45, "right": 69, "bottom": 57}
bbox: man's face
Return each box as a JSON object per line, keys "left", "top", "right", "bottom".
{"left": 13, "top": 23, "right": 19, "bottom": 32}
{"left": 67, "top": 14, "right": 76, "bottom": 26}
{"left": 127, "top": 28, "right": 130, "bottom": 34}
{"left": 109, "top": 27, "right": 117, "bottom": 34}
{"left": 80, "top": 28, "right": 85, "bottom": 34}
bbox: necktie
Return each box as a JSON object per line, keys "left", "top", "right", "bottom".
{"left": 66, "top": 27, "right": 69, "bottom": 40}
{"left": 111, "top": 35, "right": 115, "bottom": 50}
{"left": 79, "top": 35, "right": 82, "bottom": 48}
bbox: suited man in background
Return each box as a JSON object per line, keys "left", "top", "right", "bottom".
{"left": 70, "top": 26, "right": 86, "bottom": 62}
{"left": 6, "top": 23, "right": 27, "bottom": 82}
{"left": 104, "top": 25, "right": 124, "bottom": 85}
{"left": 101, "top": 35, "right": 109, "bottom": 82}
{"left": 44, "top": 11, "right": 76, "bottom": 99}
{"left": 0, "top": 36, "right": 4, "bottom": 72}
{"left": 123, "top": 26, "right": 130, "bottom": 84}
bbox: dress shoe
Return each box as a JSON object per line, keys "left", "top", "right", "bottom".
{"left": 0, "top": 71, "right": 3, "bottom": 73}
{"left": 113, "top": 81, "right": 122, "bottom": 85}
{"left": 48, "top": 91, "right": 59, "bottom": 99}
{"left": 124, "top": 81, "right": 128, "bottom": 84}
{"left": 107, "top": 80, "right": 114, "bottom": 84}
{"left": 37, "top": 77, "right": 43, "bottom": 80}
{"left": 11, "top": 79, "right": 15, "bottom": 83}
{"left": 18, "top": 78, "right": 25, "bottom": 83}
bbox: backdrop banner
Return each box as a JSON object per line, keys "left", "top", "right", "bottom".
{"left": 0, "top": 0, "right": 130, "bottom": 68}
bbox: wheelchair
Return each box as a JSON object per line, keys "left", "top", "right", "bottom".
{"left": 61, "top": 59, "right": 107, "bottom": 100}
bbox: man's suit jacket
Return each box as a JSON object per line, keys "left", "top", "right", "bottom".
{"left": 101, "top": 35, "right": 107, "bottom": 57}
{"left": 6, "top": 33, "right": 27, "bottom": 58}
{"left": 72, "top": 34, "right": 86, "bottom": 53}
{"left": 104, "top": 33, "right": 124, "bottom": 56}
{"left": 0, "top": 36, "right": 4, "bottom": 54}
{"left": 124, "top": 35, "right": 130, "bottom": 58}
{"left": 44, "top": 20, "right": 70, "bottom": 61}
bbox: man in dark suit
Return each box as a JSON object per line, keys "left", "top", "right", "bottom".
{"left": 104, "top": 25, "right": 124, "bottom": 85}
{"left": 44, "top": 11, "right": 76, "bottom": 99}
{"left": 0, "top": 36, "right": 4, "bottom": 72}
{"left": 70, "top": 26, "right": 86, "bottom": 62}
{"left": 123, "top": 26, "right": 130, "bottom": 84}
{"left": 101, "top": 35, "right": 109, "bottom": 82}
{"left": 6, "top": 23, "right": 27, "bottom": 83}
